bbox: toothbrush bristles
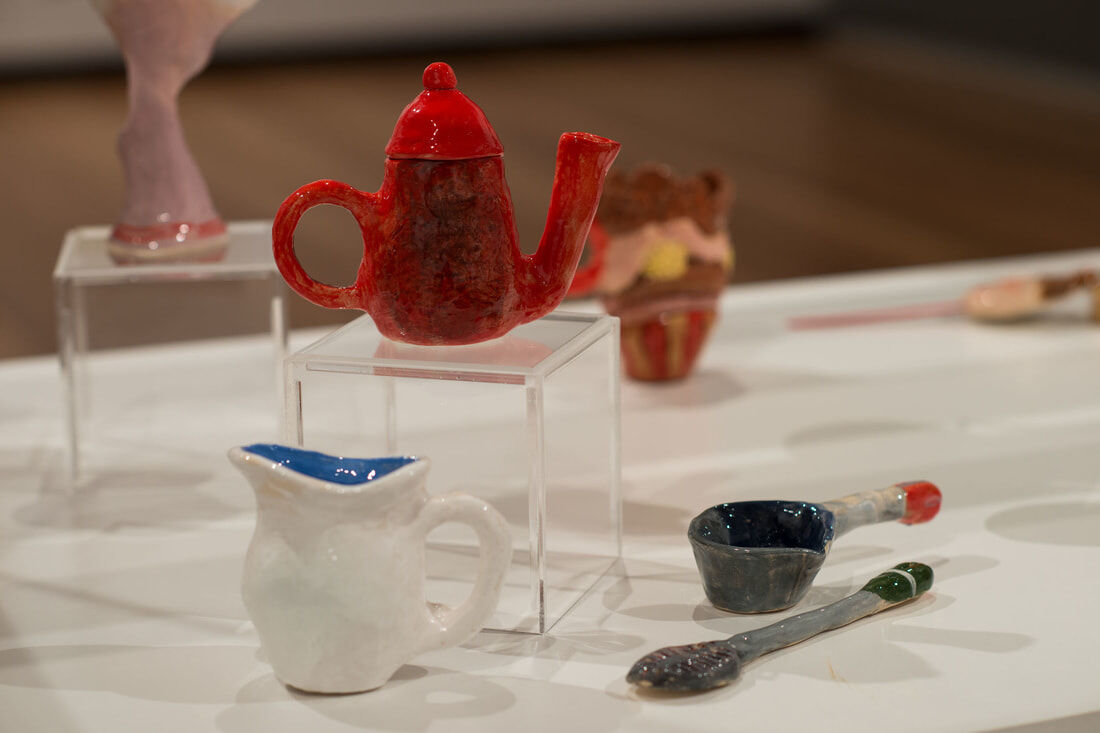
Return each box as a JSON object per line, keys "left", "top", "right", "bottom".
{"left": 626, "top": 640, "right": 741, "bottom": 692}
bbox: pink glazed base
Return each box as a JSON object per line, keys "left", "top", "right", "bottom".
{"left": 108, "top": 219, "right": 229, "bottom": 264}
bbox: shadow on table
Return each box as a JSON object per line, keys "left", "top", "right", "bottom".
{"left": 978, "top": 710, "right": 1100, "bottom": 733}
{"left": 462, "top": 627, "right": 648, "bottom": 668}
{"left": 456, "top": 560, "right": 649, "bottom": 669}
{"left": 0, "top": 646, "right": 83, "bottom": 733}
{"left": 785, "top": 417, "right": 931, "bottom": 448}
{"left": 0, "top": 640, "right": 639, "bottom": 733}
{"left": 15, "top": 461, "right": 243, "bottom": 532}
{"left": 986, "top": 501, "right": 1100, "bottom": 547}
{"left": 0, "top": 554, "right": 246, "bottom": 641}
{"left": 0, "top": 643, "right": 262, "bottom": 704}
{"left": 624, "top": 369, "right": 745, "bottom": 408}
{"left": 621, "top": 497, "right": 696, "bottom": 537}
{"left": 219, "top": 666, "right": 643, "bottom": 733}
{"left": 484, "top": 486, "right": 693, "bottom": 538}
{"left": 0, "top": 445, "right": 54, "bottom": 481}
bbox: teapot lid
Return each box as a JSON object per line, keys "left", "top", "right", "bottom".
{"left": 385, "top": 62, "right": 504, "bottom": 160}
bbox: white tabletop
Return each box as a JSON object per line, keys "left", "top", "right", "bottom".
{"left": 3, "top": 250, "right": 1100, "bottom": 732}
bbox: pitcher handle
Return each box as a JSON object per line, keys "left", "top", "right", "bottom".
{"left": 272, "top": 179, "right": 373, "bottom": 309}
{"left": 413, "top": 493, "right": 510, "bottom": 653}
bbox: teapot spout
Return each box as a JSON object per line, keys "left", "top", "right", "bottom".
{"left": 517, "top": 132, "right": 620, "bottom": 320}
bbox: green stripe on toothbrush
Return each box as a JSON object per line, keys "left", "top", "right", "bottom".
{"left": 861, "top": 562, "right": 934, "bottom": 602}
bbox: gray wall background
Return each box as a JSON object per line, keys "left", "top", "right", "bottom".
{"left": 3, "top": 1, "right": 1097, "bottom": 75}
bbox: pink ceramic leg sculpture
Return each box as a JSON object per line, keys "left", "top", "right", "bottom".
{"left": 91, "top": 0, "right": 257, "bottom": 264}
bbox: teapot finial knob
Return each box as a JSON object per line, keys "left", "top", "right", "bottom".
{"left": 423, "top": 62, "right": 457, "bottom": 91}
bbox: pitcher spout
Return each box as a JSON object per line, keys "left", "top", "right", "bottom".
{"left": 516, "top": 132, "right": 620, "bottom": 320}
{"left": 229, "top": 445, "right": 278, "bottom": 496}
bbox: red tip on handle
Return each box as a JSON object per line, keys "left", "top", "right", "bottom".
{"left": 898, "top": 481, "right": 942, "bottom": 524}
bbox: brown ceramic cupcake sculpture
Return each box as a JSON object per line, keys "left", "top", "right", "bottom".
{"left": 571, "top": 165, "right": 734, "bottom": 381}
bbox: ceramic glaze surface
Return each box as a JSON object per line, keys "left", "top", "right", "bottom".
{"left": 229, "top": 445, "right": 510, "bottom": 694}
{"left": 693, "top": 500, "right": 835, "bottom": 552}
{"left": 897, "top": 480, "right": 943, "bottom": 524}
{"left": 385, "top": 62, "right": 503, "bottom": 160}
{"left": 272, "top": 62, "right": 621, "bottom": 345}
{"left": 627, "top": 562, "right": 934, "bottom": 692}
{"left": 92, "top": 0, "right": 257, "bottom": 264}
{"left": 241, "top": 443, "right": 415, "bottom": 485}
{"left": 689, "top": 482, "right": 941, "bottom": 613}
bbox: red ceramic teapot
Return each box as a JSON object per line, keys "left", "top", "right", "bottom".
{"left": 273, "top": 62, "right": 621, "bottom": 345}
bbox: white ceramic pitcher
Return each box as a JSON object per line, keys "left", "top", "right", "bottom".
{"left": 229, "top": 444, "right": 511, "bottom": 693}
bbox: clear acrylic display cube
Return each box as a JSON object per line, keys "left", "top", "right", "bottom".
{"left": 54, "top": 222, "right": 288, "bottom": 480}
{"left": 284, "top": 311, "right": 622, "bottom": 634}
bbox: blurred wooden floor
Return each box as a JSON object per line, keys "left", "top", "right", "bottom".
{"left": 1, "top": 31, "right": 1099, "bottom": 358}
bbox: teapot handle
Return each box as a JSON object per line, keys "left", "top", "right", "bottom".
{"left": 271, "top": 179, "right": 374, "bottom": 309}
{"left": 412, "top": 493, "right": 510, "bottom": 654}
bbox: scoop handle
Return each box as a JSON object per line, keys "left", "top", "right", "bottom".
{"left": 823, "top": 481, "right": 941, "bottom": 538}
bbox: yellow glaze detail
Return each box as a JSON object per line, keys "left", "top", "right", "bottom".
{"left": 642, "top": 239, "right": 690, "bottom": 281}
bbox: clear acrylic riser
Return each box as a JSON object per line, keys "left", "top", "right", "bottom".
{"left": 284, "top": 311, "right": 622, "bottom": 634}
{"left": 54, "top": 222, "right": 288, "bottom": 481}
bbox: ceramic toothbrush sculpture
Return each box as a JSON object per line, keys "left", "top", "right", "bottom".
{"left": 229, "top": 444, "right": 511, "bottom": 693}
{"left": 627, "top": 562, "right": 933, "bottom": 692}
{"left": 91, "top": 0, "right": 257, "bottom": 264}
{"left": 272, "top": 62, "right": 621, "bottom": 345}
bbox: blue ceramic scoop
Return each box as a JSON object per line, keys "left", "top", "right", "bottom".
{"left": 688, "top": 481, "right": 941, "bottom": 613}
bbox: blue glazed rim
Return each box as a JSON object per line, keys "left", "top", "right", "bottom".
{"left": 688, "top": 500, "right": 837, "bottom": 557}
{"left": 240, "top": 443, "right": 419, "bottom": 486}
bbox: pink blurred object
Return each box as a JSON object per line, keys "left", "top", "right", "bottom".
{"left": 789, "top": 270, "right": 1099, "bottom": 330}
{"left": 787, "top": 300, "right": 964, "bottom": 330}
{"left": 91, "top": 0, "right": 258, "bottom": 264}
{"left": 963, "top": 271, "right": 1097, "bottom": 321}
